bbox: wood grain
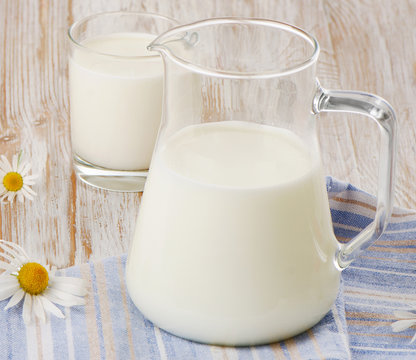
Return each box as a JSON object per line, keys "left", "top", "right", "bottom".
{"left": 0, "top": 0, "right": 414, "bottom": 266}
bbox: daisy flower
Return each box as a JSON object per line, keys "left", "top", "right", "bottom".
{"left": 391, "top": 306, "right": 416, "bottom": 343}
{"left": 0, "top": 240, "right": 87, "bottom": 324}
{"left": 0, "top": 151, "right": 37, "bottom": 203}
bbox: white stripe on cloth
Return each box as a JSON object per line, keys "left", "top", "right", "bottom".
{"left": 25, "top": 322, "right": 39, "bottom": 360}
{"left": 40, "top": 317, "right": 54, "bottom": 359}
{"left": 64, "top": 306, "right": 75, "bottom": 360}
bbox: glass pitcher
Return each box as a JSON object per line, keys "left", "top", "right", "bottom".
{"left": 126, "top": 18, "right": 396, "bottom": 346}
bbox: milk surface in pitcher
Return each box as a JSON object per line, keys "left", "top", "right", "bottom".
{"left": 126, "top": 120, "right": 340, "bottom": 345}
{"left": 69, "top": 32, "right": 163, "bottom": 170}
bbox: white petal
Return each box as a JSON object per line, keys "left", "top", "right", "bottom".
{"left": 24, "top": 174, "right": 37, "bottom": 183}
{"left": 43, "top": 289, "right": 85, "bottom": 307}
{"left": 0, "top": 256, "right": 24, "bottom": 270}
{"left": 0, "top": 276, "right": 19, "bottom": 287}
{"left": 49, "top": 277, "right": 87, "bottom": 297}
{"left": 5, "top": 289, "right": 25, "bottom": 309}
{"left": 0, "top": 155, "right": 13, "bottom": 172}
{"left": 21, "top": 187, "right": 36, "bottom": 199}
{"left": 391, "top": 319, "right": 416, "bottom": 332}
{"left": 12, "top": 154, "right": 18, "bottom": 171}
{"left": 411, "top": 332, "right": 416, "bottom": 344}
{"left": 0, "top": 284, "right": 20, "bottom": 301}
{"left": 0, "top": 252, "right": 19, "bottom": 266}
{"left": 0, "top": 257, "right": 19, "bottom": 271}
{"left": 0, "top": 240, "right": 30, "bottom": 260}
{"left": 33, "top": 296, "right": 46, "bottom": 323}
{"left": 24, "top": 173, "right": 37, "bottom": 182}
{"left": 17, "top": 192, "right": 24, "bottom": 203}
{"left": 18, "top": 162, "right": 31, "bottom": 177}
{"left": 0, "top": 261, "right": 17, "bottom": 273}
{"left": 19, "top": 189, "right": 33, "bottom": 201}
{"left": 50, "top": 276, "right": 86, "bottom": 286}
{"left": 40, "top": 296, "right": 65, "bottom": 319}
{"left": 0, "top": 253, "right": 14, "bottom": 264}
{"left": 6, "top": 192, "right": 16, "bottom": 202}
{"left": 22, "top": 178, "right": 36, "bottom": 186}
{"left": 394, "top": 310, "right": 416, "bottom": 319}
{"left": 22, "top": 294, "right": 32, "bottom": 324}
{"left": 22, "top": 185, "right": 36, "bottom": 195}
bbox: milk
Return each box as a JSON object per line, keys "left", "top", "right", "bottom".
{"left": 126, "top": 121, "right": 340, "bottom": 345}
{"left": 69, "top": 32, "right": 163, "bottom": 170}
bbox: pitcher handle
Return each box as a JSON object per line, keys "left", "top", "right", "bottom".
{"left": 313, "top": 84, "right": 397, "bottom": 269}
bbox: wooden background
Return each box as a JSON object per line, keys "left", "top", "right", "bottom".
{"left": 0, "top": 0, "right": 415, "bottom": 267}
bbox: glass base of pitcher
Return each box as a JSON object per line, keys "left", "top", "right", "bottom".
{"left": 73, "top": 155, "right": 148, "bottom": 192}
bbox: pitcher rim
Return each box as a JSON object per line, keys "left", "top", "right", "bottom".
{"left": 148, "top": 17, "right": 320, "bottom": 79}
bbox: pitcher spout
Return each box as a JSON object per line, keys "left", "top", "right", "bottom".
{"left": 147, "top": 30, "right": 199, "bottom": 58}
{"left": 147, "top": 39, "right": 163, "bottom": 53}
{"left": 146, "top": 39, "right": 166, "bottom": 55}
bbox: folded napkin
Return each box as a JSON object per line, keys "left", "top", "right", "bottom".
{"left": 1, "top": 177, "right": 416, "bottom": 359}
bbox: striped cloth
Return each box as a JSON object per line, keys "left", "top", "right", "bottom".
{"left": 1, "top": 177, "right": 416, "bottom": 359}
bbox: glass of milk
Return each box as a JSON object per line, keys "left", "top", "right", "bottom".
{"left": 67, "top": 12, "right": 178, "bottom": 191}
{"left": 126, "top": 18, "right": 397, "bottom": 345}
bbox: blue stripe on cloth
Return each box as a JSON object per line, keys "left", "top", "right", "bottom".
{"left": 385, "top": 220, "right": 416, "bottom": 231}
{"left": 235, "top": 348, "right": 255, "bottom": 360}
{"left": 252, "top": 345, "right": 278, "bottom": 360}
{"left": 127, "top": 296, "right": 162, "bottom": 360}
{"left": 333, "top": 226, "right": 360, "bottom": 239}
{"left": 375, "top": 231, "right": 416, "bottom": 241}
{"left": 65, "top": 266, "right": 91, "bottom": 360}
{"left": 351, "top": 347, "right": 416, "bottom": 360}
{"left": 278, "top": 342, "right": 292, "bottom": 358}
{"left": 331, "top": 209, "right": 373, "bottom": 229}
{"left": 326, "top": 176, "right": 350, "bottom": 195}
{"left": 102, "top": 257, "right": 131, "bottom": 358}
{"left": 159, "top": 325, "right": 214, "bottom": 359}
{"left": 237, "top": 348, "right": 256, "bottom": 360}
{"left": 0, "top": 303, "right": 10, "bottom": 359}
{"left": 294, "top": 332, "right": 320, "bottom": 359}
{"left": 49, "top": 298, "right": 69, "bottom": 360}
{"left": 345, "top": 267, "right": 416, "bottom": 293}
{"left": 350, "top": 257, "right": 416, "bottom": 273}
{"left": 0, "top": 297, "right": 27, "bottom": 359}
{"left": 11, "top": 310, "right": 28, "bottom": 359}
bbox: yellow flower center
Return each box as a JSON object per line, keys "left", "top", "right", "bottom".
{"left": 17, "top": 262, "right": 49, "bottom": 295}
{"left": 3, "top": 172, "right": 23, "bottom": 192}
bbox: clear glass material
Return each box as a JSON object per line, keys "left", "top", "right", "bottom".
{"left": 126, "top": 18, "right": 396, "bottom": 345}
{"left": 67, "top": 12, "right": 178, "bottom": 192}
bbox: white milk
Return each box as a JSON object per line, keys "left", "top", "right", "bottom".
{"left": 126, "top": 121, "right": 340, "bottom": 345}
{"left": 69, "top": 32, "right": 163, "bottom": 170}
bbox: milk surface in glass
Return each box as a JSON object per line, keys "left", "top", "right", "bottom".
{"left": 126, "top": 121, "right": 340, "bottom": 345}
{"left": 69, "top": 32, "right": 163, "bottom": 170}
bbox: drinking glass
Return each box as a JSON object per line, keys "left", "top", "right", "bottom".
{"left": 68, "top": 12, "right": 178, "bottom": 191}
